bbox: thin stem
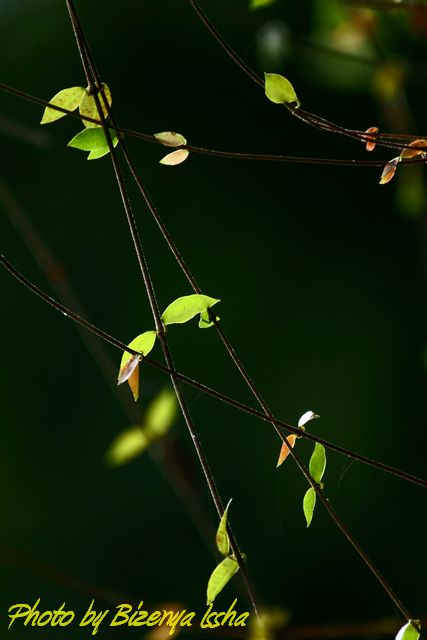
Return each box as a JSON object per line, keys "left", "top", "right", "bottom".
{"left": 186, "top": 0, "right": 427, "bottom": 164}
{"left": 3, "top": 252, "right": 427, "bottom": 492}
{"left": 2, "top": 81, "right": 427, "bottom": 167}
{"left": 0, "top": 177, "right": 217, "bottom": 555}
{"left": 64, "top": 0, "right": 259, "bottom": 616}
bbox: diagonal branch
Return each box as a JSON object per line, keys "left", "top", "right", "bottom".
{"left": 64, "top": 0, "right": 260, "bottom": 616}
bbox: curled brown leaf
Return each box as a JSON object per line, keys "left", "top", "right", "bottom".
{"left": 277, "top": 434, "right": 297, "bottom": 467}
{"left": 379, "top": 157, "right": 399, "bottom": 185}
{"left": 364, "top": 127, "right": 379, "bottom": 152}
{"left": 400, "top": 139, "right": 427, "bottom": 160}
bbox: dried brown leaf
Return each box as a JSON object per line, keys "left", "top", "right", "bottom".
{"left": 379, "top": 157, "right": 399, "bottom": 185}
{"left": 364, "top": 127, "right": 379, "bottom": 152}
{"left": 277, "top": 434, "right": 297, "bottom": 467}
{"left": 400, "top": 139, "right": 427, "bottom": 160}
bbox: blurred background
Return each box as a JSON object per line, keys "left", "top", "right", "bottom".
{"left": 1, "top": 0, "right": 426, "bottom": 637}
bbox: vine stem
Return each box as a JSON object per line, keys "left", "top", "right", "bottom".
{"left": 2, "top": 251, "right": 427, "bottom": 492}
{"left": 64, "top": 0, "right": 260, "bottom": 617}
{"left": 0, "top": 245, "right": 424, "bottom": 636}
{"left": 2, "top": 81, "right": 427, "bottom": 166}
{"left": 186, "top": 0, "right": 427, "bottom": 161}
{"left": 0, "top": 177, "right": 220, "bottom": 558}
{"left": 1, "top": 251, "right": 417, "bottom": 630}
{"left": 0, "top": 0, "right": 423, "bottom": 630}
{"left": 183, "top": 2, "right": 424, "bottom": 631}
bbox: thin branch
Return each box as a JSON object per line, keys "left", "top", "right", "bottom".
{"left": 2, "top": 253, "right": 427, "bottom": 491}
{"left": 64, "top": 0, "right": 259, "bottom": 616}
{"left": 186, "top": 0, "right": 427, "bottom": 161}
{"left": 2, "top": 81, "right": 427, "bottom": 168}
{"left": 0, "top": 178, "right": 217, "bottom": 555}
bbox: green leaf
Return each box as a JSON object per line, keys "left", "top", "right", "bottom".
{"left": 159, "top": 149, "right": 189, "bottom": 166}
{"left": 67, "top": 127, "right": 119, "bottom": 160}
{"left": 154, "top": 131, "right": 187, "bottom": 147}
{"left": 161, "top": 294, "right": 220, "bottom": 327}
{"left": 119, "top": 331, "right": 157, "bottom": 373}
{"left": 396, "top": 621, "right": 421, "bottom": 640}
{"left": 105, "top": 426, "right": 150, "bottom": 467}
{"left": 206, "top": 557, "right": 239, "bottom": 605}
{"left": 105, "top": 388, "right": 178, "bottom": 467}
{"left": 145, "top": 387, "right": 178, "bottom": 439}
{"left": 40, "top": 87, "right": 86, "bottom": 124}
{"left": 309, "top": 443, "right": 326, "bottom": 484}
{"left": 79, "top": 83, "right": 112, "bottom": 128}
{"left": 264, "top": 73, "right": 300, "bottom": 107}
{"left": 216, "top": 499, "right": 232, "bottom": 557}
{"left": 198, "top": 309, "right": 220, "bottom": 329}
{"left": 250, "top": 0, "right": 276, "bottom": 8}
{"left": 303, "top": 487, "right": 316, "bottom": 527}
{"left": 118, "top": 331, "right": 157, "bottom": 401}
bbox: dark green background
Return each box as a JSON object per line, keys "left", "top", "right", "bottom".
{"left": 1, "top": 0, "right": 426, "bottom": 637}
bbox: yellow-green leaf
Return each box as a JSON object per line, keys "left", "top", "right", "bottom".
{"left": 159, "top": 149, "right": 189, "bottom": 166}
{"left": 198, "top": 309, "right": 220, "bottom": 329}
{"left": 161, "top": 294, "right": 220, "bottom": 326}
{"left": 105, "top": 388, "right": 178, "bottom": 467}
{"left": 105, "top": 426, "right": 150, "bottom": 467}
{"left": 118, "top": 331, "right": 157, "bottom": 401}
{"left": 264, "top": 73, "right": 300, "bottom": 108}
{"left": 79, "top": 83, "right": 112, "bottom": 128}
{"left": 250, "top": 0, "right": 276, "bottom": 9}
{"left": 67, "top": 127, "right": 119, "bottom": 160}
{"left": 309, "top": 443, "right": 326, "bottom": 484}
{"left": 40, "top": 87, "right": 85, "bottom": 124}
{"left": 396, "top": 621, "right": 421, "bottom": 640}
{"left": 144, "top": 387, "right": 178, "bottom": 439}
{"left": 216, "top": 499, "right": 232, "bottom": 557}
{"left": 154, "top": 132, "right": 187, "bottom": 147}
{"left": 206, "top": 557, "right": 239, "bottom": 605}
{"left": 303, "top": 487, "right": 316, "bottom": 527}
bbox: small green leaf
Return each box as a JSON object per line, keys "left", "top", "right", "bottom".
{"left": 250, "top": 0, "right": 276, "bottom": 8}
{"left": 105, "top": 387, "right": 178, "bottom": 467}
{"left": 40, "top": 87, "right": 86, "bottom": 124}
{"left": 145, "top": 387, "right": 178, "bottom": 439}
{"left": 67, "top": 127, "right": 119, "bottom": 160}
{"left": 309, "top": 443, "right": 326, "bottom": 484}
{"left": 161, "top": 294, "right": 220, "bottom": 326}
{"left": 159, "top": 149, "right": 189, "bottom": 166}
{"left": 119, "top": 331, "right": 157, "bottom": 374}
{"left": 198, "top": 309, "right": 220, "bottom": 329}
{"left": 79, "top": 83, "right": 112, "bottom": 128}
{"left": 303, "top": 487, "right": 316, "bottom": 527}
{"left": 154, "top": 131, "right": 187, "bottom": 147}
{"left": 264, "top": 73, "right": 300, "bottom": 107}
{"left": 396, "top": 621, "right": 421, "bottom": 640}
{"left": 105, "top": 426, "right": 150, "bottom": 467}
{"left": 118, "top": 331, "right": 157, "bottom": 401}
{"left": 199, "top": 310, "right": 213, "bottom": 328}
{"left": 207, "top": 557, "right": 239, "bottom": 605}
{"left": 216, "top": 499, "right": 232, "bottom": 557}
